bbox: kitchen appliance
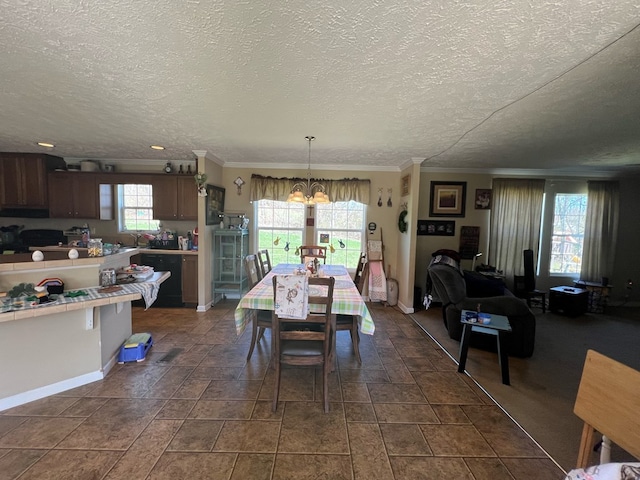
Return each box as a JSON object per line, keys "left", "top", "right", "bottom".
{"left": 147, "top": 237, "right": 179, "bottom": 249}
{"left": 0, "top": 225, "right": 22, "bottom": 245}
{"left": 19, "top": 229, "right": 67, "bottom": 247}
{"left": 138, "top": 253, "right": 183, "bottom": 307}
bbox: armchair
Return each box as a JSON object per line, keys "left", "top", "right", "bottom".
{"left": 427, "top": 257, "right": 536, "bottom": 358}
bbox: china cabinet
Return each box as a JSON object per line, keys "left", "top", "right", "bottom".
{"left": 213, "top": 229, "right": 249, "bottom": 303}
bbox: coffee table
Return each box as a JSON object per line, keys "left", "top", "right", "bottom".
{"left": 458, "top": 310, "right": 513, "bottom": 385}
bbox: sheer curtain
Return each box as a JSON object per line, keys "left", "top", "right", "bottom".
{"left": 580, "top": 181, "right": 619, "bottom": 282}
{"left": 489, "top": 178, "right": 545, "bottom": 279}
{"left": 249, "top": 174, "right": 371, "bottom": 203}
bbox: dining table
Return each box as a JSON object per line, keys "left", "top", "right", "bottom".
{"left": 234, "top": 263, "right": 375, "bottom": 337}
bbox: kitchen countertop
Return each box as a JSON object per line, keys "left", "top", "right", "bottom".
{"left": 0, "top": 271, "right": 170, "bottom": 323}
{"left": 32, "top": 246, "right": 198, "bottom": 256}
{"left": 136, "top": 248, "right": 198, "bottom": 255}
{"left": 1, "top": 247, "right": 141, "bottom": 271}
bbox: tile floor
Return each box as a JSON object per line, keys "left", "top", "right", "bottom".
{"left": 0, "top": 302, "right": 566, "bottom": 479}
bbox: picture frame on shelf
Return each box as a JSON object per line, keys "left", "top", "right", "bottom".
{"left": 429, "top": 181, "right": 466, "bottom": 217}
{"left": 205, "top": 184, "right": 226, "bottom": 225}
{"left": 417, "top": 220, "right": 456, "bottom": 236}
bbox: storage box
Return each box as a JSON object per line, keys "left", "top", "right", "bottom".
{"left": 549, "top": 286, "right": 588, "bottom": 316}
{"left": 117, "top": 333, "right": 153, "bottom": 363}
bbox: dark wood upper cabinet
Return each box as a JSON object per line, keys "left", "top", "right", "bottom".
{"left": 48, "top": 172, "right": 99, "bottom": 219}
{"left": 152, "top": 175, "right": 179, "bottom": 220}
{"left": 152, "top": 175, "right": 197, "bottom": 221}
{"left": 177, "top": 176, "right": 198, "bottom": 221}
{"left": 0, "top": 153, "right": 65, "bottom": 209}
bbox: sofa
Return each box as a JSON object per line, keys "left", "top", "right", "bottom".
{"left": 427, "top": 252, "right": 536, "bottom": 358}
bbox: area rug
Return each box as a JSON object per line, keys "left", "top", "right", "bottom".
{"left": 409, "top": 306, "right": 640, "bottom": 471}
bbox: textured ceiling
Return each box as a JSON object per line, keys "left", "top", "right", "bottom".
{"left": 1, "top": 1, "right": 640, "bottom": 172}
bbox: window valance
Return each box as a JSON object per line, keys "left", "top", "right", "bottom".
{"left": 250, "top": 174, "right": 371, "bottom": 204}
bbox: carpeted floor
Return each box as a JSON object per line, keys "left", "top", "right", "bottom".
{"left": 410, "top": 305, "right": 640, "bottom": 472}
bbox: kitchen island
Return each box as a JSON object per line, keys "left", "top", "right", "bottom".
{"left": 0, "top": 248, "right": 169, "bottom": 411}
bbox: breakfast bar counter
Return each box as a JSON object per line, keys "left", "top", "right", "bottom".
{"left": 0, "top": 248, "right": 169, "bottom": 411}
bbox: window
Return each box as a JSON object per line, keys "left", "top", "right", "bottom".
{"left": 316, "top": 201, "right": 365, "bottom": 268}
{"left": 549, "top": 193, "right": 588, "bottom": 274}
{"left": 254, "top": 200, "right": 365, "bottom": 268}
{"left": 118, "top": 184, "right": 160, "bottom": 232}
{"left": 255, "top": 200, "right": 305, "bottom": 265}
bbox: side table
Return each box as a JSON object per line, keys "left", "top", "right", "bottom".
{"left": 458, "top": 310, "right": 513, "bottom": 385}
{"left": 549, "top": 286, "right": 588, "bottom": 316}
{"left": 574, "top": 281, "right": 612, "bottom": 313}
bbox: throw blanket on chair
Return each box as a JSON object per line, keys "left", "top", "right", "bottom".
{"left": 368, "top": 240, "right": 387, "bottom": 302}
{"left": 274, "top": 275, "right": 309, "bottom": 320}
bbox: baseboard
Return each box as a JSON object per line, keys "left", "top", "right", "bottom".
{"left": 196, "top": 301, "right": 212, "bottom": 312}
{"left": 0, "top": 371, "right": 104, "bottom": 412}
{"left": 397, "top": 301, "right": 414, "bottom": 314}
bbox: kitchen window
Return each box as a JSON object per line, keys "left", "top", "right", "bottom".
{"left": 255, "top": 200, "right": 305, "bottom": 265}
{"left": 118, "top": 184, "right": 160, "bottom": 232}
{"left": 254, "top": 199, "right": 365, "bottom": 269}
{"left": 315, "top": 201, "right": 365, "bottom": 268}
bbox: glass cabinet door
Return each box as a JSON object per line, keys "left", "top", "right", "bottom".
{"left": 213, "top": 229, "right": 249, "bottom": 302}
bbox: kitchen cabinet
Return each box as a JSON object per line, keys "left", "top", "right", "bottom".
{"left": 0, "top": 153, "right": 66, "bottom": 210}
{"left": 140, "top": 253, "right": 183, "bottom": 307}
{"left": 177, "top": 176, "right": 198, "bottom": 221}
{"left": 182, "top": 254, "right": 198, "bottom": 305}
{"left": 152, "top": 175, "right": 197, "bottom": 221}
{"left": 213, "top": 229, "right": 249, "bottom": 303}
{"left": 48, "top": 172, "right": 109, "bottom": 219}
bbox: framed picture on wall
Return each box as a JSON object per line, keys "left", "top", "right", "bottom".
{"left": 429, "top": 181, "right": 466, "bottom": 217}
{"left": 205, "top": 184, "right": 226, "bottom": 225}
{"left": 417, "top": 220, "right": 455, "bottom": 236}
{"left": 401, "top": 174, "right": 411, "bottom": 196}
{"left": 475, "top": 189, "right": 492, "bottom": 209}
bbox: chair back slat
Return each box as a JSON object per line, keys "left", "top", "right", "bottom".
{"left": 354, "top": 252, "right": 366, "bottom": 293}
{"left": 257, "top": 249, "right": 272, "bottom": 277}
{"left": 300, "top": 245, "right": 327, "bottom": 264}
{"left": 244, "top": 254, "right": 262, "bottom": 287}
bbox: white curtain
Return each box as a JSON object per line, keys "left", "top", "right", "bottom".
{"left": 580, "top": 181, "right": 619, "bottom": 282}
{"left": 489, "top": 178, "right": 545, "bottom": 279}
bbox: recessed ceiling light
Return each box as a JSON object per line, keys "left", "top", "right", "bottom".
{"left": 37, "top": 142, "right": 55, "bottom": 148}
{"left": 150, "top": 145, "right": 165, "bottom": 150}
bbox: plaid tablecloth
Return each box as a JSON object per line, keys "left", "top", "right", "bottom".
{"left": 234, "top": 264, "right": 375, "bottom": 336}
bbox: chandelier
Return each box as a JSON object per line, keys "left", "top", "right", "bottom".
{"left": 286, "top": 136, "right": 330, "bottom": 204}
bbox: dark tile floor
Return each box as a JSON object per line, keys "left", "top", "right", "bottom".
{"left": 0, "top": 302, "right": 566, "bottom": 479}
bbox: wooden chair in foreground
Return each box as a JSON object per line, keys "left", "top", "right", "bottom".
{"left": 573, "top": 349, "right": 640, "bottom": 468}
{"left": 299, "top": 245, "right": 327, "bottom": 264}
{"left": 243, "top": 254, "right": 271, "bottom": 360}
{"left": 271, "top": 276, "right": 336, "bottom": 413}
{"left": 257, "top": 249, "right": 272, "bottom": 277}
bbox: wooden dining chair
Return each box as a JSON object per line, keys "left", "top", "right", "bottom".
{"left": 353, "top": 252, "right": 366, "bottom": 294}
{"left": 243, "top": 254, "right": 271, "bottom": 360}
{"left": 334, "top": 252, "right": 367, "bottom": 364}
{"left": 299, "top": 245, "right": 327, "bottom": 264}
{"left": 257, "top": 249, "right": 272, "bottom": 277}
{"left": 271, "top": 275, "right": 336, "bottom": 413}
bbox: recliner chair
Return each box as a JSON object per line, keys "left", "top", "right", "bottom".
{"left": 428, "top": 259, "right": 536, "bottom": 357}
